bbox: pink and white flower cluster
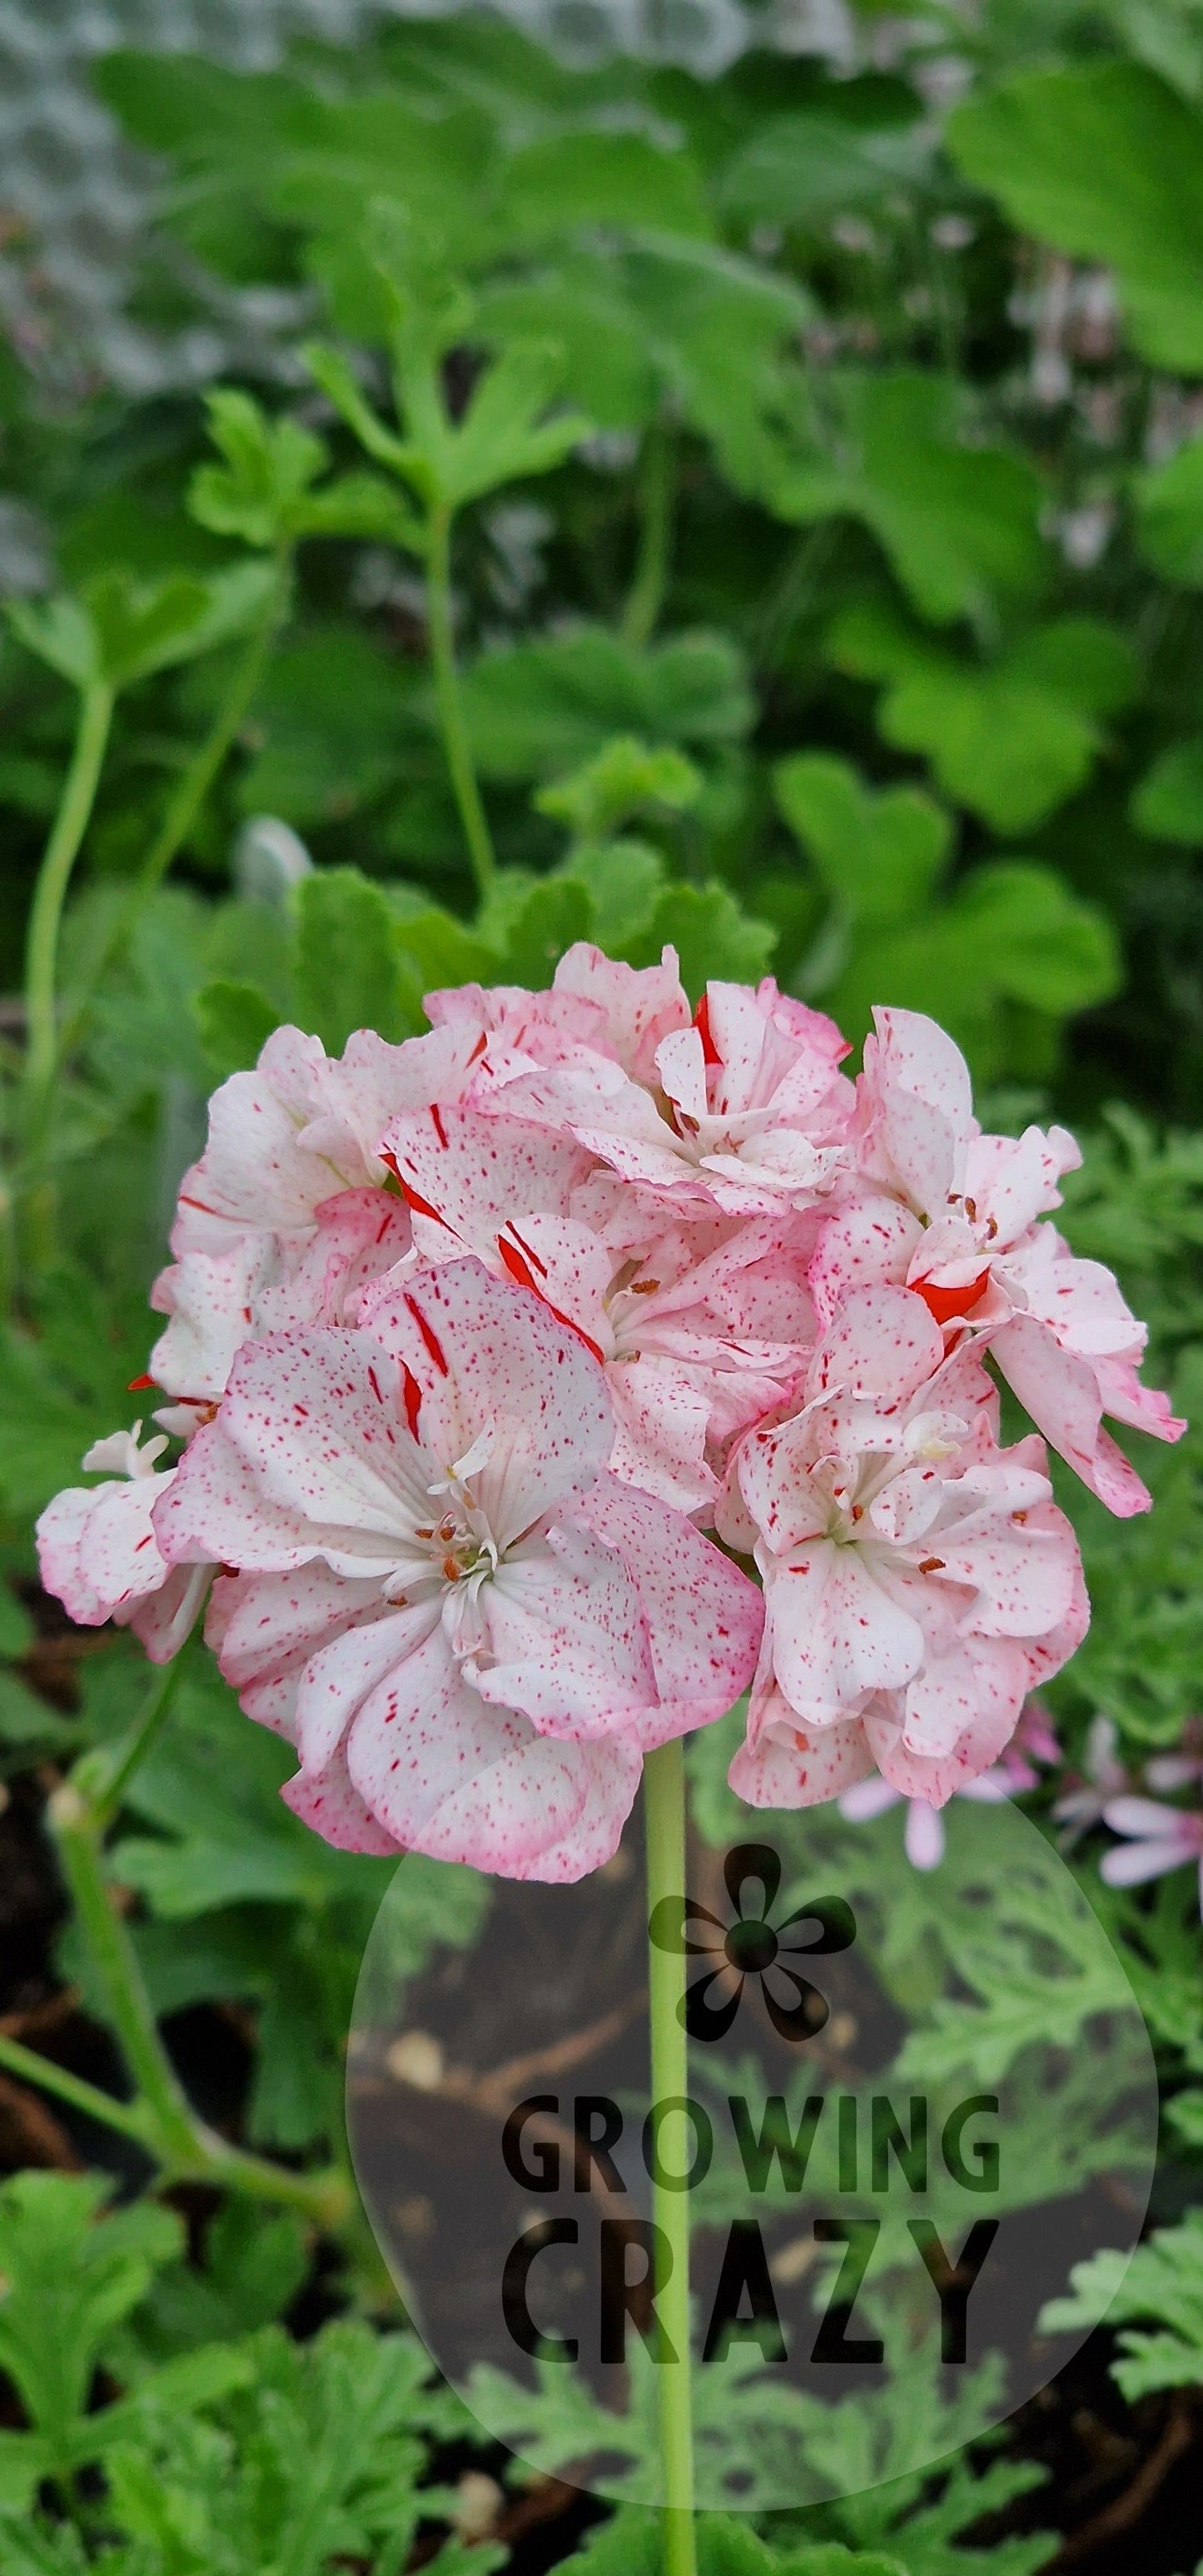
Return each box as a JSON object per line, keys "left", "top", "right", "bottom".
{"left": 37, "top": 952, "right": 1183, "bottom": 1881}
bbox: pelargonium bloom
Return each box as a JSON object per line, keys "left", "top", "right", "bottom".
{"left": 1101, "top": 1793, "right": 1203, "bottom": 1913}
{"left": 36, "top": 1426, "right": 208, "bottom": 1663}
{"left": 33, "top": 957, "right": 1182, "bottom": 1873}
{"left": 152, "top": 1260, "right": 763, "bottom": 1881}
{"left": 722, "top": 1286, "right": 1087, "bottom": 1811}
{"left": 478, "top": 975, "right": 853, "bottom": 1216}
{"left": 812, "top": 1007, "right": 1184, "bottom": 1514}
{"left": 376, "top": 1102, "right": 816, "bottom": 1511}
{"left": 838, "top": 1698, "right": 1063, "bottom": 1867}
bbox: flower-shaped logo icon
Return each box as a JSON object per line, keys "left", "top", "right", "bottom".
{"left": 648, "top": 1843, "right": 857, "bottom": 2044}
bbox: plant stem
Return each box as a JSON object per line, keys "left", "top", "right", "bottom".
{"left": 0, "top": 2031, "right": 156, "bottom": 2146}
{"left": 15, "top": 1777, "right": 354, "bottom": 2227}
{"left": 57, "top": 554, "right": 290, "bottom": 1069}
{"left": 425, "top": 505, "right": 495, "bottom": 901}
{"left": 49, "top": 1782, "right": 200, "bottom": 2164}
{"left": 644, "top": 1738, "right": 698, "bottom": 2576}
{"left": 87, "top": 1650, "right": 186, "bottom": 1834}
{"left": 623, "top": 425, "right": 674, "bottom": 650}
{"left": 20, "top": 678, "right": 115, "bottom": 1182}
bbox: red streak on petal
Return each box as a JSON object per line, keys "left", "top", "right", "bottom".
{"left": 367, "top": 1366, "right": 383, "bottom": 1404}
{"left": 404, "top": 1295, "right": 450, "bottom": 1375}
{"left": 380, "top": 1150, "right": 452, "bottom": 1229}
{"left": 177, "top": 1193, "right": 219, "bottom": 1216}
{"left": 430, "top": 1103, "right": 449, "bottom": 1148}
{"left": 469, "top": 1031, "right": 488, "bottom": 1063}
{"left": 499, "top": 1236, "right": 538, "bottom": 1293}
{"left": 551, "top": 1308, "right": 606, "bottom": 1365}
{"left": 496, "top": 1236, "right": 604, "bottom": 1363}
{"left": 400, "top": 1363, "right": 423, "bottom": 1440}
{"left": 693, "top": 992, "right": 721, "bottom": 1067}
{"left": 127, "top": 1374, "right": 157, "bottom": 1391}
{"left": 915, "top": 1271, "right": 992, "bottom": 1325}
{"left": 505, "top": 1222, "right": 548, "bottom": 1279}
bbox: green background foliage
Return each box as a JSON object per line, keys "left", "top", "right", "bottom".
{"left": 0, "top": 0, "right": 1201, "bottom": 2564}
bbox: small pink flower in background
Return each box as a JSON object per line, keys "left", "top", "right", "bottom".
{"left": 1052, "top": 1713, "right": 1132, "bottom": 1841}
{"left": 837, "top": 1699, "right": 1063, "bottom": 1867}
{"left": 1101, "top": 1794, "right": 1203, "bottom": 1916}
{"left": 152, "top": 1261, "right": 762, "bottom": 1882}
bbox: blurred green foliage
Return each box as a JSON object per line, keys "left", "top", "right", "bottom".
{"left": 1, "top": 0, "right": 1202, "bottom": 2566}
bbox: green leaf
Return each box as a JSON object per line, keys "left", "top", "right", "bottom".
{"left": 1131, "top": 734, "right": 1203, "bottom": 842}
{"left": 616, "top": 238, "right": 813, "bottom": 496}
{"left": 235, "top": 625, "right": 424, "bottom": 828}
{"left": 0, "top": 1585, "right": 34, "bottom": 1658}
{"left": 302, "top": 339, "right": 419, "bottom": 478}
{"left": 429, "top": 339, "right": 591, "bottom": 511}
{"left": 1039, "top": 2211, "right": 1203, "bottom": 2399}
{"left": 127, "top": 2201, "right": 311, "bottom": 2361}
{"left": 950, "top": 863, "right": 1122, "bottom": 1014}
{"left": 775, "top": 754, "right": 1118, "bottom": 1069}
{"left": 717, "top": 109, "right": 930, "bottom": 226}
{"left": 1167, "top": 2086, "right": 1203, "bottom": 2146}
{"left": 492, "top": 877, "right": 594, "bottom": 984}
{"left": 1135, "top": 432, "right": 1203, "bottom": 584}
{"left": 828, "top": 604, "right": 1136, "bottom": 832}
{"left": 392, "top": 900, "right": 500, "bottom": 1009}
{"left": 633, "top": 880, "right": 777, "bottom": 997}
{"left": 0, "top": 2174, "right": 181, "bottom": 2478}
{"left": 8, "top": 564, "right": 276, "bottom": 696}
{"left": 0, "top": 1667, "right": 72, "bottom": 1751}
{"left": 0, "top": 2512, "right": 85, "bottom": 2571}
{"left": 773, "top": 752, "right": 952, "bottom": 927}
{"left": 499, "top": 129, "right": 711, "bottom": 247}
{"left": 949, "top": 62, "right": 1203, "bottom": 371}
{"left": 462, "top": 624, "right": 753, "bottom": 781}
{"left": 771, "top": 372, "right": 1047, "bottom": 626}
{"left": 193, "top": 977, "right": 283, "bottom": 1077}
{"left": 292, "top": 867, "right": 408, "bottom": 1052}
{"left": 191, "top": 385, "right": 426, "bottom": 555}
{"left": 823, "top": 858, "right": 1121, "bottom": 1078}
{"left": 480, "top": 234, "right": 812, "bottom": 484}
{"left": 554, "top": 838, "right": 668, "bottom": 955}
{"left": 190, "top": 386, "right": 326, "bottom": 545}
{"left": 5, "top": 595, "right": 96, "bottom": 690}
{"left": 536, "top": 736, "right": 702, "bottom": 843}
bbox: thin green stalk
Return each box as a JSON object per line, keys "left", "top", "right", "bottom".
{"left": 425, "top": 506, "right": 495, "bottom": 901}
{"left": 0, "top": 2030, "right": 156, "bottom": 2146}
{"left": 49, "top": 1783, "right": 199, "bottom": 2163}
{"left": 57, "top": 554, "right": 290, "bottom": 1068}
{"left": 623, "top": 425, "right": 674, "bottom": 650}
{"left": 644, "top": 1738, "right": 698, "bottom": 2576}
{"left": 86, "top": 1650, "right": 186, "bottom": 1835}
{"left": 22, "top": 679, "right": 115, "bottom": 1111}
{"left": 0, "top": 2022, "right": 351, "bottom": 2225}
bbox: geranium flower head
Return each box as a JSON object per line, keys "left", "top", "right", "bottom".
{"left": 32, "top": 959, "right": 1182, "bottom": 1878}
